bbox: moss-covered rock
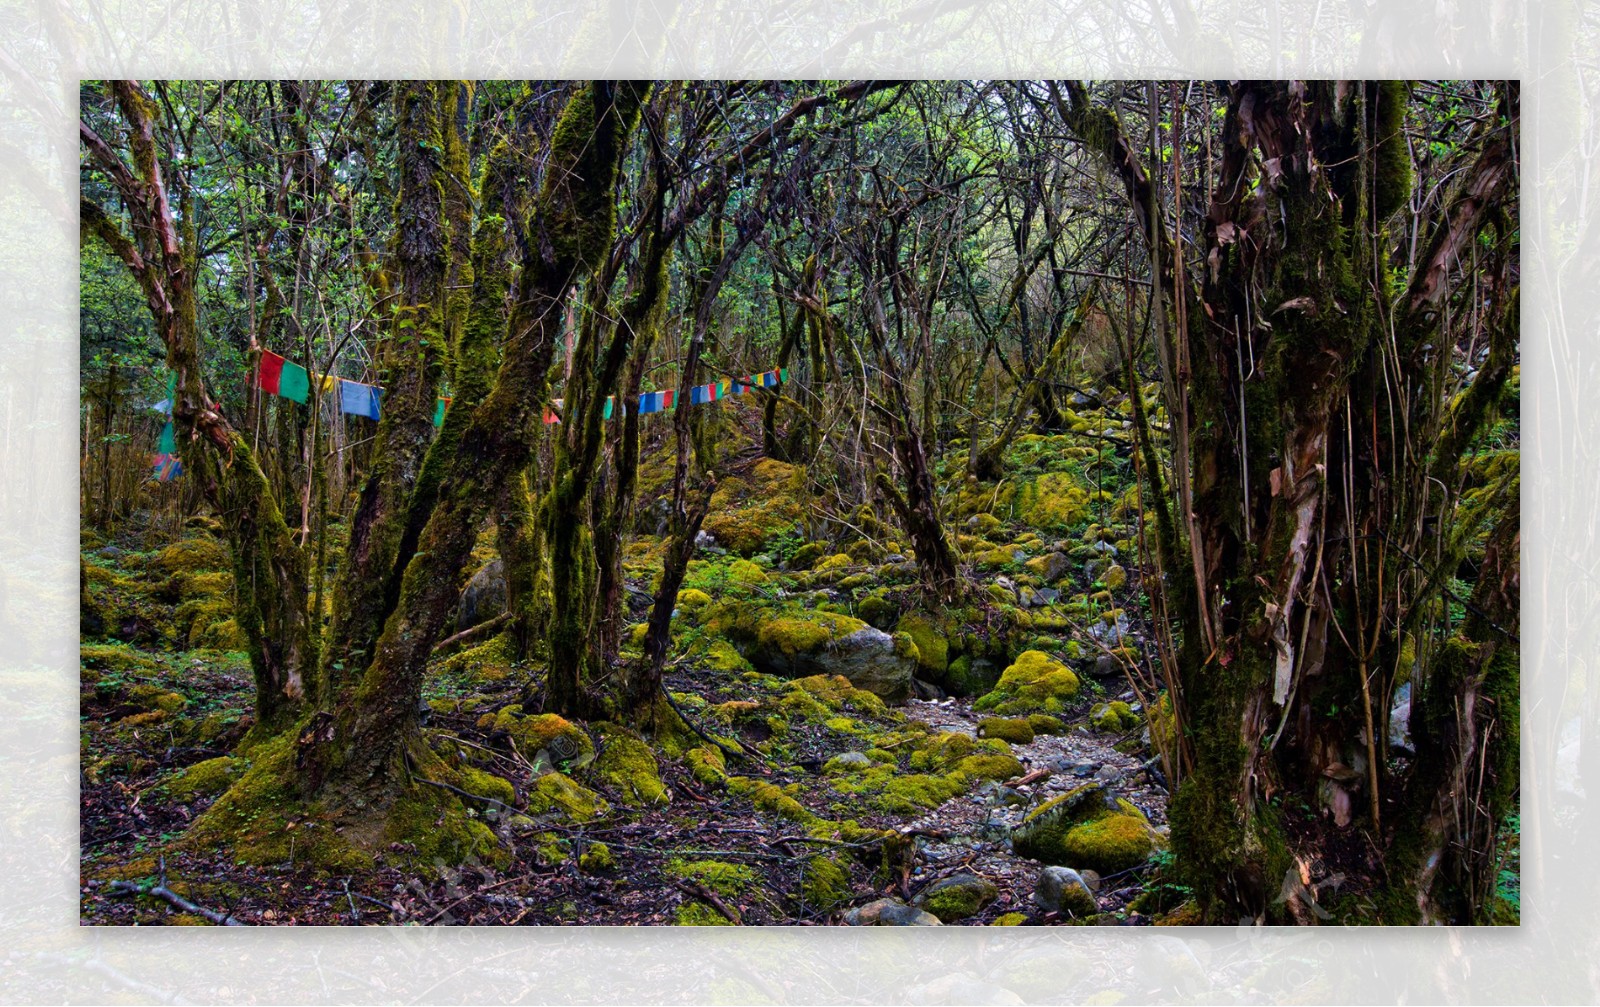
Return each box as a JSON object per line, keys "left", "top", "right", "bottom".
{"left": 578, "top": 842, "right": 615, "bottom": 873}
{"left": 727, "top": 776, "right": 817, "bottom": 824}
{"left": 127, "top": 683, "right": 188, "bottom": 715}
{"left": 1014, "top": 472, "right": 1092, "bottom": 531}
{"left": 799, "top": 854, "right": 852, "bottom": 910}
{"left": 856, "top": 592, "right": 897, "bottom": 629}
{"left": 990, "top": 912, "right": 1027, "bottom": 926}
{"left": 437, "top": 632, "right": 518, "bottom": 683}
{"left": 897, "top": 612, "right": 950, "bottom": 679}
{"left": 913, "top": 873, "right": 998, "bottom": 922}
{"left": 491, "top": 708, "right": 595, "bottom": 767}
{"left": 1090, "top": 701, "right": 1140, "bottom": 732}
{"left": 747, "top": 612, "right": 915, "bottom": 701}
{"left": 526, "top": 771, "right": 609, "bottom": 823}
{"left": 977, "top": 717, "right": 1036, "bottom": 744}
{"left": 975, "top": 650, "right": 1080, "bottom": 714}
{"left": 153, "top": 538, "right": 230, "bottom": 575}
{"left": 594, "top": 730, "right": 670, "bottom": 806}
{"left": 727, "top": 558, "right": 770, "bottom": 585}
{"left": 787, "top": 543, "right": 826, "bottom": 571}
{"left": 1101, "top": 564, "right": 1127, "bottom": 590}
{"left": 684, "top": 744, "right": 728, "bottom": 785}
{"left": 1027, "top": 714, "right": 1066, "bottom": 736}
{"left": 701, "top": 459, "right": 807, "bottom": 557}
{"left": 1010, "top": 784, "right": 1156, "bottom": 874}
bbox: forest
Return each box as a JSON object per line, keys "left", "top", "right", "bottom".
{"left": 78, "top": 79, "right": 1519, "bottom": 927}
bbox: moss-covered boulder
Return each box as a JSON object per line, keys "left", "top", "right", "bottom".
{"left": 153, "top": 538, "right": 230, "bottom": 575}
{"left": 701, "top": 459, "right": 807, "bottom": 556}
{"left": 1014, "top": 472, "right": 1092, "bottom": 530}
{"left": 842, "top": 898, "right": 943, "bottom": 926}
{"left": 594, "top": 730, "right": 670, "bottom": 806}
{"left": 1010, "top": 784, "right": 1156, "bottom": 874}
{"left": 897, "top": 611, "right": 950, "bottom": 680}
{"left": 745, "top": 610, "right": 915, "bottom": 702}
{"left": 578, "top": 842, "right": 615, "bottom": 873}
{"left": 490, "top": 708, "right": 595, "bottom": 767}
{"left": 526, "top": 771, "right": 609, "bottom": 823}
{"left": 799, "top": 854, "right": 853, "bottom": 910}
{"left": 1090, "top": 700, "right": 1140, "bottom": 732}
{"left": 913, "top": 873, "right": 999, "bottom": 922}
{"left": 977, "top": 717, "right": 1036, "bottom": 744}
{"left": 974, "top": 650, "right": 1080, "bottom": 714}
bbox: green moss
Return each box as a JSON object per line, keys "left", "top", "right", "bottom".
{"left": 728, "top": 776, "right": 818, "bottom": 824}
{"left": 158, "top": 756, "right": 244, "bottom": 802}
{"left": 1011, "top": 785, "right": 1155, "bottom": 873}
{"left": 698, "top": 639, "right": 754, "bottom": 674}
{"left": 674, "top": 901, "right": 734, "bottom": 926}
{"left": 595, "top": 731, "right": 670, "bottom": 806}
{"left": 898, "top": 612, "right": 950, "bottom": 676}
{"left": 154, "top": 538, "right": 230, "bottom": 575}
{"left": 450, "top": 764, "right": 515, "bottom": 806}
{"left": 876, "top": 773, "right": 966, "bottom": 813}
{"left": 677, "top": 588, "right": 713, "bottom": 611}
{"left": 991, "top": 912, "right": 1027, "bottom": 926}
{"left": 128, "top": 684, "right": 188, "bottom": 715}
{"left": 788, "top": 543, "right": 826, "bottom": 570}
{"left": 665, "top": 857, "right": 757, "bottom": 897}
{"left": 975, "top": 650, "right": 1080, "bottom": 714}
{"left": 579, "top": 842, "right": 615, "bottom": 873}
{"left": 974, "top": 545, "right": 1024, "bottom": 568}
{"left": 1060, "top": 814, "right": 1156, "bottom": 874}
{"left": 857, "top": 592, "right": 896, "bottom": 628}
{"left": 789, "top": 674, "right": 887, "bottom": 716}
{"left": 951, "top": 753, "right": 1026, "bottom": 783}
{"left": 685, "top": 744, "right": 728, "bottom": 785}
{"left": 492, "top": 708, "right": 595, "bottom": 766}
{"left": 756, "top": 610, "right": 868, "bottom": 656}
{"left": 728, "top": 559, "right": 769, "bottom": 585}
{"left": 1027, "top": 714, "right": 1065, "bottom": 735}
{"left": 799, "top": 855, "right": 852, "bottom": 910}
{"left": 1090, "top": 701, "right": 1139, "bottom": 732}
{"left": 526, "top": 771, "right": 609, "bottom": 823}
{"left": 908, "top": 731, "right": 975, "bottom": 771}
{"left": 1014, "top": 472, "right": 1092, "bottom": 530}
{"left": 917, "top": 875, "right": 999, "bottom": 921}
{"left": 977, "top": 717, "right": 1036, "bottom": 744}
{"left": 811, "top": 553, "right": 856, "bottom": 577}
{"left": 437, "top": 632, "right": 518, "bottom": 683}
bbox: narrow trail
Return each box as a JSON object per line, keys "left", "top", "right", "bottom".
{"left": 897, "top": 696, "right": 1170, "bottom": 921}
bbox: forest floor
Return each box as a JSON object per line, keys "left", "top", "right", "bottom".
{"left": 80, "top": 392, "right": 1207, "bottom": 926}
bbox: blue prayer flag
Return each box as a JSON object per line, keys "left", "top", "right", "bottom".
{"left": 340, "top": 379, "right": 382, "bottom": 420}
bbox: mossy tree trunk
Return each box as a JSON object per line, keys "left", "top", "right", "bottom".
{"left": 81, "top": 81, "right": 318, "bottom": 737}
{"left": 295, "top": 82, "right": 648, "bottom": 825}
{"left": 321, "top": 82, "right": 466, "bottom": 700}
{"left": 1060, "top": 79, "right": 1519, "bottom": 922}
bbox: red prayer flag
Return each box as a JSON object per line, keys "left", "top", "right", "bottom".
{"left": 257, "top": 350, "right": 286, "bottom": 394}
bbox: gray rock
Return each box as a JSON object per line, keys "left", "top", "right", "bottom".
{"left": 1032, "top": 551, "right": 1070, "bottom": 583}
{"left": 745, "top": 620, "right": 915, "bottom": 702}
{"left": 912, "top": 873, "right": 1000, "bottom": 922}
{"left": 1091, "top": 654, "right": 1123, "bottom": 679}
{"left": 1094, "top": 764, "right": 1125, "bottom": 784}
{"left": 824, "top": 751, "right": 873, "bottom": 773}
{"left": 1090, "top": 539, "right": 1119, "bottom": 556}
{"left": 843, "top": 898, "right": 942, "bottom": 926}
{"left": 1034, "top": 866, "right": 1098, "bottom": 916}
{"left": 1033, "top": 587, "right": 1061, "bottom": 606}
{"left": 694, "top": 529, "right": 717, "bottom": 550}
{"left": 884, "top": 554, "right": 907, "bottom": 564}
{"left": 456, "top": 559, "right": 506, "bottom": 632}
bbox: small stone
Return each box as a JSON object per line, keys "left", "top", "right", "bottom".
{"left": 1034, "top": 587, "right": 1060, "bottom": 606}
{"left": 1094, "top": 764, "right": 1125, "bottom": 784}
{"left": 844, "top": 898, "right": 942, "bottom": 926}
{"left": 1034, "top": 866, "right": 1098, "bottom": 917}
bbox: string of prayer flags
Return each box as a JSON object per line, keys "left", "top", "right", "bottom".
{"left": 432, "top": 397, "right": 451, "bottom": 427}
{"left": 338, "top": 379, "right": 382, "bottom": 421}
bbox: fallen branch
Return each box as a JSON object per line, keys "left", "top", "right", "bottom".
{"left": 431, "top": 612, "right": 511, "bottom": 655}
{"left": 669, "top": 879, "right": 741, "bottom": 924}
{"left": 108, "top": 878, "right": 244, "bottom": 926}
{"left": 1006, "top": 767, "right": 1052, "bottom": 788}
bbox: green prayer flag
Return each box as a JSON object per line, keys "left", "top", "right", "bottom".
{"left": 158, "top": 421, "right": 175, "bottom": 455}
{"left": 433, "top": 397, "right": 449, "bottom": 427}
{"left": 278, "top": 360, "right": 311, "bottom": 404}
